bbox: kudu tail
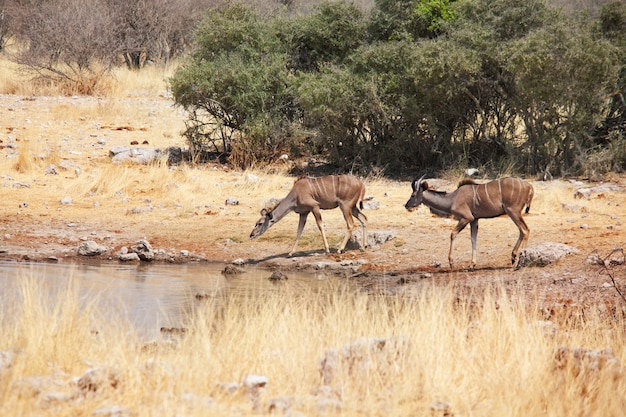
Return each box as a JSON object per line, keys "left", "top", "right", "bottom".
{"left": 359, "top": 182, "right": 366, "bottom": 210}
{"left": 524, "top": 185, "right": 535, "bottom": 214}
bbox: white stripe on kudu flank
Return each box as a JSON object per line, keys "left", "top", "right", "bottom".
{"left": 319, "top": 177, "right": 328, "bottom": 198}
{"left": 307, "top": 179, "right": 315, "bottom": 196}
{"left": 509, "top": 178, "right": 517, "bottom": 202}
{"left": 483, "top": 183, "right": 495, "bottom": 207}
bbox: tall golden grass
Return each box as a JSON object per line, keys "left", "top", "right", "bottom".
{"left": 1, "top": 274, "right": 625, "bottom": 416}
{"left": 0, "top": 47, "right": 174, "bottom": 97}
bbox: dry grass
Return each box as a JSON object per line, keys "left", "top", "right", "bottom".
{"left": 1, "top": 275, "right": 625, "bottom": 416}
{"left": 0, "top": 43, "right": 174, "bottom": 97}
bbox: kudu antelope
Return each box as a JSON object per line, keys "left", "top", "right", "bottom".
{"left": 250, "top": 175, "right": 368, "bottom": 256}
{"left": 405, "top": 176, "right": 534, "bottom": 270}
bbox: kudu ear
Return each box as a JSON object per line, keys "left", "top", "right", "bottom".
{"left": 420, "top": 181, "right": 428, "bottom": 190}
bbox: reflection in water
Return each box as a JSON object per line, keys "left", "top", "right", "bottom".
{"left": 0, "top": 261, "right": 335, "bottom": 340}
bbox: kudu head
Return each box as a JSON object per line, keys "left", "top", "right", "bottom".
{"left": 404, "top": 175, "right": 428, "bottom": 212}
{"left": 250, "top": 208, "right": 275, "bottom": 239}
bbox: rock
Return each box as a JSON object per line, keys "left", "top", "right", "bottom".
{"left": 554, "top": 346, "right": 622, "bottom": 375}
{"left": 222, "top": 265, "right": 244, "bottom": 275}
{"left": 246, "top": 173, "right": 260, "bottom": 182}
{"left": 42, "top": 391, "right": 74, "bottom": 404}
{"left": 348, "top": 230, "right": 395, "bottom": 249}
{"left": 517, "top": 242, "right": 579, "bottom": 267}
{"left": 361, "top": 200, "right": 380, "bottom": 210}
{"left": 430, "top": 401, "right": 453, "bottom": 416}
{"left": 263, "top": 197, "right": 282, "bottom": 211}
{"left": 92, "top": 405, "right": 132, "bottom": 417}
{"left": 244, "top": 374, "right": 268, "bottom": 412}
{"left": 109, "top": 146, "right": 162, "bottom": 165}
{"left": 60, "top": 197, "right": 73, "bottom": 205}
{"left": 0, "top": 351, "right": 13, "bottom": 371}
{"left": 560, "top": 203, "right": 586, "bottom": 213}
{"left": 164, "top": 146, "right": 190, "bottom": 165}
{"left": 244, "top": 374, "right": 268, "bottom": 389}
{"left": 45, "top": 164, "right": 58, "bottom": 175}
{"left": 75, "top": 368, "right": 119, "bottom": 393}
{"left": 225, "top": 197, "right": 239, "bottom": 206}
{"left": 319, "top": 336, "right": 410, "bottom": 386}
{"left": 118, "top": 253, "right": 140, "bottom": 262}
{"left": 78, "top": 241, "right": 108, "bottom": 256}
{"left": 109, "top": 146, "right": 189, "bottom": 166}
{"left": 268, "top": 271, "right": 288, "bottom": 281}
{"left": 129, "top": 239, "right": 154, "bottom": 261}
{"left": 575, "top": 184, "right": 624, "bottom": 199}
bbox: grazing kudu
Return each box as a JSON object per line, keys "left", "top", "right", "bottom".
{"left": 405, "top": 176, "right": 534, "bottom": 270}
{"left": 250, "top": 175, "right": 368, "bottom": 256}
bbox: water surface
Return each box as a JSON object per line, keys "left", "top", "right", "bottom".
{"left": 0, "top": 261, "right": 335, "bottom": 340}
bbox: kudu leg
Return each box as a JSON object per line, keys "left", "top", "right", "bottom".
{"left": 311, "top": 209, "right": 331, "bottom": 254}
{"left": 351, "top": 206, "right": 368, "bottom": 251}
{"left": 449, "top": 219, "right": 471, "bottom": 269}
{"left": 469, "top": 220, "right": 479, "bottom": 270}
{"left": 337, "top": 206, "right": 356, "bottom": 253}
{"left": 508, "top": 212, "right": 530, "bottom": 266}
{"left": 289, "top": 213, "right": 309, "bottom": 256}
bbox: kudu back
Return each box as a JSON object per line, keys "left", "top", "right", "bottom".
{"left": 405, "top": 176, "right": 534, "bottom": 269}
{"left": 250, "top": 174, "right": 367, "bottom": 256}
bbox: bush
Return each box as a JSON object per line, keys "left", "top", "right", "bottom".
{"left": 8, "top": 0, "right": 118, "bottom": 94}
{"left": 171, "top": 0, "right": 626, "bottom": 176}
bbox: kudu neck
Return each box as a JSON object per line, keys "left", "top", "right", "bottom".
{"left": 270, "top": 191, "right": 298, "bottom": 221}
{"left": 422, "top": 189, "right": 454, "bottom": 213}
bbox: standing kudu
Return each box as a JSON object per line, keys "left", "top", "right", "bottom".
{"left": 405, "top": 176, "right": 534, "bottom": 270}
{"left": 250, "top": 175, "right": 368, "bottom": 256}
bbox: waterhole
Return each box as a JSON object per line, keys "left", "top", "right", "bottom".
{"left": 0, "top": 261, "right": 339, "bottom": 340}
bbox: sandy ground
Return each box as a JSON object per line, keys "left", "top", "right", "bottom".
{"left": 1, "top": 94, "right": 626, "bottom": 320}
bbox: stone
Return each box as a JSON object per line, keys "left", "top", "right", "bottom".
{"left": 45, "top": 164, "right": 58, "bottom": 175}
{"left": 348, "top": 230, "right": 395, "bottom": 249}
{"left": 225, "top": 197, "right": 239, "bottom": 206}
{"left": 118, "top": 253, "right": 140, "bottom": 262}
{"left": 129, "top": 239, "right": 154, "bottom": 261}
{"left": 319, "top": 336, "right": 410, "bottom": 386}
{"left": 0, "top": 351, "right": 13, "bottom": 371}
{"left": 75, "top": 368, "right": 119, "bottom": 393}
{"left": 268, "top": 271, "right": 288, "bottom": 281}
{"left": 78, "top": 241, "right": 108, "bottom": 256}
{"left": 517, "top": 243, "right": 579, "bottom": 267}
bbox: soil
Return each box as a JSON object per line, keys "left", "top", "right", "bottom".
{"left": 1, "top": 93, "right": 626, "bottom": 321}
